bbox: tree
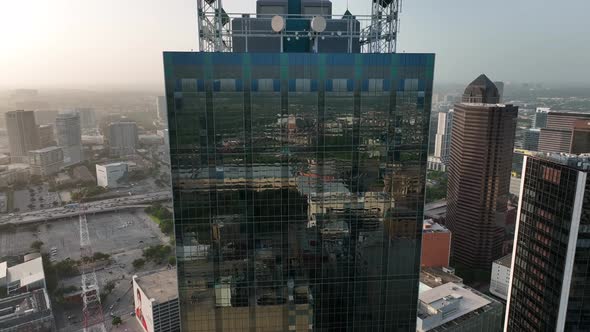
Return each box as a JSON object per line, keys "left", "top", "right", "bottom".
{"left": 30, "top": 240, "right": 44, "bottom": 251}
{"left": 168, "top": 256, "right": 176, "bottom": 266}
{"left": 27, "top": 204, "right": 35, "bottom": 210}
{"left": 132, "top": 258, "right": 145, "bottom": 270}
{"left": 111, "top": 316, "right": 122, "bottom": 327}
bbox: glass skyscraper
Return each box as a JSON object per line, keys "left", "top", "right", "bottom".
{"left": 165, "top": 1, "right": 432, "bottom": 330}
{"left": 165, "top": 51, "right": 433, "bottom": 332}
{"left": 505, "top": 154, "right": 590, "bottom": 331}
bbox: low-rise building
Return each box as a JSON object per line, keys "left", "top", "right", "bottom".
{"left": 0, "top": 164, "right": 31, "bottom": 188}
{"left": 133, "top": 269, "right": 180, "bottom": 332}
{"left": 0, "top": 257, "right": 46, "bottom": 295}
{"left": 421, "top": 219, "right": 451, "bottom": 268}
{"left": 28, "top": 146, "right": 64, "bottom": 177}
{"left": 490, "top": 254, "right": 511, "bottom": 301}
{"left": 420, "top": 266, "right": 463, "bottom": 288}
{"left": 37, "top": 124, "right": 55, "bottom": 148}
{"left": 0, "top": 288, "right": 55, "bottom": 332}
{"left": 96, "top": 162, "right": 128, "bottom": 188}
{"left": 417, "top": 282, "right": 503, "bottom": 332}
{"left": 0, "top": 154, "right": 11, "bottom": 165}
{"left": 0, "top": 193, "right": 7, "bottom": 213}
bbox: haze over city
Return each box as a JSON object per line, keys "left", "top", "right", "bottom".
{"left": 1, "top": 0, "right": 589, "bottom": 331}
{"left": 1, "top": 0, "right": 590, "bottom": 89}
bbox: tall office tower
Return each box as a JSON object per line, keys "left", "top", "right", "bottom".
{"left": 533, "top": 107, "right": 550, "bottom": 128}
{"left": 570, "top": 120, "right": 590, "bottom": 154}
{"left": 34, "top": 110, "right": 60, "bottom": 126}
{"left": 108, "top": 121, "right": 138, "bottom": 157}
{"left": 538, "top": 111, "right": 590, "bottom": 153}
{"left": 55, "top": 112, "right": 83, "bottom": 165}
{"left": 165, "top": 0, "right": 428, "bottom": 330}
{"left": 75, "top": 108, "right": 97, "bottom": 129}
{"left": 493, "top": 81, "right": 504, "bottom": 102}
{"left": 523, "top": 128, "right": 540, "bottom": 151}
{"left": 37, "top": 124, "right": 55, "bottom": 148}
{"left": 156, "top": 96, "right": 167, "bottom": 124}
{"left": 433, "top": 109, "right": 454, "bottom": 165}
{"left": 446, "top": 75, "right": 518, "bottom": 270}
{"left": 5, "top": 110, "right": 39, "bottom": 163}
{"left": 505, "top": 154, "right": 590, "bottom": 331}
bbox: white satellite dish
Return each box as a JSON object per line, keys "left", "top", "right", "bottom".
{"left": 311, "top": 16, "right": 326, "bottom": 33}
{"left": 271, "top": 15, "right": 285, "bottom": 33}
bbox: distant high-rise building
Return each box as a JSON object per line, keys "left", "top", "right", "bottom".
{"left": 108, "top": 122, "right": 138, "bottom": 157}
{"left": 523, "top": 128, "right": 540, "bottom": 151}
{"left": 446, "top": 74, "right": 518, "bottom": 270}
{"left": 533, "top": 107, "right": 550, "bottom": 129}
{"left": 493, "top": 81, "right": 504, "bottom": 102}
{"left": 505, "top": 154, "right": 590, "bottom": 331}
{"left": 37, "top": 124, "right": 55, "bottom": 148}
{"left": 433, "top": 109, "right": 454, "bottom": 165}
{"left": 34, "top": 110, "right": 60, "bottom": 126}
{"left": 570, "top": 120, "right": 590, "bottom": 154}
{"left": 538, "top": 111, "right": 590, "bottom": 153}
{"left": 55, "top": 112, "right": 83, "bottom": 165}
{"left": 5, "top": 110, "right": 39, "bottom": 163}
{"left": 75, "top": 108, "right": 97, "bottom": 129}
{"left": 156, "top": 96, "right": 167, "bottom": 124}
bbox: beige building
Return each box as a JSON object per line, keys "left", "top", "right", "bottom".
{"left": 5, "top": 110, "right": 39, "bottom": 163}
{"left": 28, "top": 146, "right": 64, "bottom": 176}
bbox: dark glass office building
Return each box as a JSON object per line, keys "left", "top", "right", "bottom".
{"left": 164, "top": 51, "right": 433, "bottom": 332}
{"left": 165, "top": 1, "right": 432, "bottom": 331}
{"left": 505, "top": 154, "right": 590, "bottom": 331}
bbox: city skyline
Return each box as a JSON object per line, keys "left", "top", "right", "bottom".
{"left": 1, "top": 0, "right": 590, "bottom": 89}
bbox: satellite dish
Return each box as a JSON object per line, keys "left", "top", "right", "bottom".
{"left": 271, "top": 15, "right": 285, "bottom": 33}
{"left": 311, "top": 16, "right": 326, "bottom": 33}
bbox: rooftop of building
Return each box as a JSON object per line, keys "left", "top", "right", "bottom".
{"left": 420, "top": 266, "right": 463, "bottom": 288}
{"left": 3, "top": 257, "right": 45, "bottom": 286}
{"left": 494, "top": 254, "right": 512, "bottom": 268}
{"left": 133, "top": 269, "right": 178, "bottom": 304}
{"left": 423, "top": 219, "right": 450, "bottom": 233}
{"left": 29, "top": 146, "right": 62, "bottom": 154}
{"left": 97, "top": 162, "right": 127, "bottom": 168}
{"left": 461, "top": 74, "right": 500, "bottom": 104}
{"left": 529, "top": 152, "right": 590, "bottom": 171}
{"left": 424, "top": 200, "right": 447, "bottom": 219}
{"left": 0, "top": 289, "right": 52, "bottom": 330}
{"left": 417, "top": 282, "right": 501, "bottom": 332}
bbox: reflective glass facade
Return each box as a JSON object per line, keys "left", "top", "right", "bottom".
{"left": 506, "top": 156, "right": 590, "bottom": 331}
{"left": 164, "top": 52, "right": 434, "bottom": 331}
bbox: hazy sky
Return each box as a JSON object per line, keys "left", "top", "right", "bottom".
{"left": 1, "top": 0, "right": 589, "bottom": 90}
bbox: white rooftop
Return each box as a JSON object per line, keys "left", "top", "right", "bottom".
{"left": 6, "top": 257, "right": 45, "bottom": 287}
{"left": 423, "top": 219, "right": 450, "bottom": 233}
{"left": 134, "top": 269, "right": 178, "bottom": 304}
{"left": 0, "top": 261, "right": 7, "bottom": 280}
{"left": 417, "top": 282, "right": 491, "bottom": 332}
{"left": 98, "top": 162, "right": 127, "bottom": 168}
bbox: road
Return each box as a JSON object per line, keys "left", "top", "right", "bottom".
{"left": 0, "top": 191, "right": 171, "bottom": 225}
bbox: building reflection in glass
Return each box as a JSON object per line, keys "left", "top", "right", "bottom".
{"left": 164, "top": 52, "right": 434, "bottom": 331}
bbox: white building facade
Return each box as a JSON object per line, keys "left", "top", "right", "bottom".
{"left": 96, "top": 163, "right": 128, "bottom": 188}
{"left": 489, "top": 254, "right": 511, "bottom": 300}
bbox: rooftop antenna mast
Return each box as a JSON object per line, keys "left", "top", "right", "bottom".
{"left": 362, "top": 0, "right": 401, "bottom": 53}
{"left": 197, "top": 0, "right": 231, "bottom": 52}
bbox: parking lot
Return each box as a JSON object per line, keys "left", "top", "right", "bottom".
{"left": 0, "top": 209, "right": 166, "bottom": 261}
{"left": 13, "top": 184, "right": 62, "bottom": 212}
